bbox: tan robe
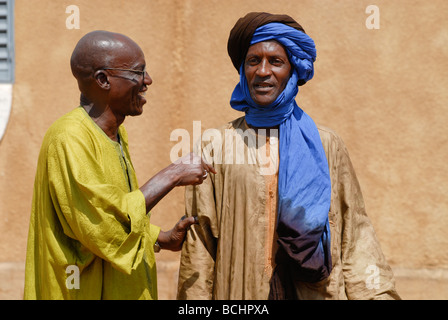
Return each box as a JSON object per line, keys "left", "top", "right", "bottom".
{"left": 177, "top": 116, "right": 400, "bottom": 300}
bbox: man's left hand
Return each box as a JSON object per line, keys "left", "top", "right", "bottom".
{"left": 156, "top": 216, "right": 198, "bottom": 251}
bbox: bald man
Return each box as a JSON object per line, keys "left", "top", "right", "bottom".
{"left": 24, "top": 30, "right": 215, "bottom": 300}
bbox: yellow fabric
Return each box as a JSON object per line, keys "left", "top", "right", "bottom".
{"left": 24, "top": 106, "right": 160, "bottom": 300}
{"left": 177, "top": 117, "right": 400, "bottom": 300}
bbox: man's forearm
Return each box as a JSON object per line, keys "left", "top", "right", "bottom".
{"left": 139, "top": 164, "right": 179, "bottom": 213}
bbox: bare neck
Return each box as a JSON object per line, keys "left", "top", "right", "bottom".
{"left": 82, "top": 103, "right": 124, "bottom": 142}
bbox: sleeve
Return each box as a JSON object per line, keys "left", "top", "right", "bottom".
{"left": 47, "top": 131, "right": 153, "bottom": 275}
{"left": 177, "top": 142, "right": 219, "bottom": 300}
{"left": 336, "top": 136, "right": 401, "bottom": 300}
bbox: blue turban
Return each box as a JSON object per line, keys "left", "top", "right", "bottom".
{"left": 229, "top": 20, "right": 332, "bottom": 296}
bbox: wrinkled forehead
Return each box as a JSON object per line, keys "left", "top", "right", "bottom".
{"left": 246, "top": 40, "right": 288, "bottom": 57}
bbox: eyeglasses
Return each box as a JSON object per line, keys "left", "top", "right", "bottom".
{"left": 102, "top": 67, "right": 146, "bottom": 82}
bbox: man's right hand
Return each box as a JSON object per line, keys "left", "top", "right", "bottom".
{"left": 171, "top": 152, "right": 216, "bottom": 186}
{"left": 139, "top": 152, "right": 216, "bottom": 212}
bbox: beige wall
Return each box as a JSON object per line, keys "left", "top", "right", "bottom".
{"left": 0, "top": 0, "right": 447, "bottom": 299}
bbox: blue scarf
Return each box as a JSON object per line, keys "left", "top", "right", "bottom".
{"left": 230, "top": 23, "right": 332, "bottom": 284}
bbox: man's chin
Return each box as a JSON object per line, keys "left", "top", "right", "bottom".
{"left": 253, "top": 97, "right": 275, "bottom": 106}
{"left": 131, "top": 99, "right": 146, "bottom": 116}
{"left": 251, "top": 92, "right": 278, "bottom": 106}
{"left": 132, "top": 107, "right": 144, "bottom": 116}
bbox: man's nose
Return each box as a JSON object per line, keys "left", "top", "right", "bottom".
{"left": 255, "top": 59, "right": 272, "bottom": 77}
{"left": 143, "top": 71, "right": 153, "bottom": 86}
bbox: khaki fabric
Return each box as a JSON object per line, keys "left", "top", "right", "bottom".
{"left": 24, "top": 107, "right": 160, "bottom": 300}
{"left": 177, "top": 116, "right": 400, "bottom": 300}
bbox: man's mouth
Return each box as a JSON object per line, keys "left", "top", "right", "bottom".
{"left": 253, "top": 82, "right": 274, "bottom": 94}
{"left": 138, "top": 91, "right": 147, "bottom": 99}
{"left": 137, "top": 91, "right": 147, "bottom": 105}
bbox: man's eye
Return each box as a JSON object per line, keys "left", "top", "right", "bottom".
{"left": 271, "top": 59, "right": 283, "bottom": 66}
{"left": 247, "top": 58, "right": 259, "bottom": 65}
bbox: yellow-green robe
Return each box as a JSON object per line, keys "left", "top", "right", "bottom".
{"left": 177, "top": 117, "right": 400, "bottom": 300}
{"left": 24, "top": 106, "right": 160, "bottom": 300}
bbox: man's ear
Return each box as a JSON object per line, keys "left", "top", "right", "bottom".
{"left": 94, "top": 70, "right": 110, "bottom": 90}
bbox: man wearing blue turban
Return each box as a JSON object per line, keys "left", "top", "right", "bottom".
{"left": 177, "top": 12, "right": 400, "bottom": 300}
